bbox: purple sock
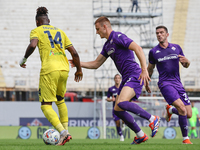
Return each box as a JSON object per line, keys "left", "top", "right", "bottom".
{"left": 118, "top": 101, "right": 151, "bottom": 120}
{"left": 179, "top": 115, "right": 188, "bottom": 137}
{"left": 114, "top": 110, "right": 141, "bottom": 133}
{"left": 172, "top": 108, "right": 179, "bottom": 115}
{"left": 116, "top": 126, "right": 122, "bottom": 136}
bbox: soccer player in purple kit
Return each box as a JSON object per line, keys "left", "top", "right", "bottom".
{"left": 145, "top": 25, "right": 193, "bottom": 144}
{"left": 69, "top": 16, "right": 160, "bottom": 144}
{"left": 106, "top": 74, "right": 125, "bottom": 141}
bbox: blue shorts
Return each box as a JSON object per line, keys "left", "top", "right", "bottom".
{"left": 118, "top": 76, "right": 143, "bottom": 101}
{"left": 160, "top": 85, "right": 190, "bottom": 105}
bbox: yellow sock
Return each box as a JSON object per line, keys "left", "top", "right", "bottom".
{"left": 62, "top": 122, "right": 68, "bottom": 131}
{"left": 55, "top": 100, "right": 68, "bottom": 131}
{"left": 41, "top": 105, "right": 65, "bottom": 133}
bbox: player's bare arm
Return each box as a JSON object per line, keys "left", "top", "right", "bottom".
{"left": 19, "top": 39, "right": 38, "bottom": 68}
{"left": 67, "top": 46, "right": 83, "bottom": 82}
{"left": 129, "top": 42, "right": 151, "bottom": 86}
{"left": 178, "top": 55, "right": 190, "bottom": 68}
{"left": 70, "top": 54, "right": 107, "bottom": 69}
{"left": 145, "top": 63, "right": 156, "bottom": 93}
{"left": 81, "top": 54, "right": 107, "bottom": 69}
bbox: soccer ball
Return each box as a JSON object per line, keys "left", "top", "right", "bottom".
{"left": 43, "top": 129, "right": 60, "bottom": 145}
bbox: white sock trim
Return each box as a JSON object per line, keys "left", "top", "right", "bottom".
{"left": 183, "top": 136, "right": 189, "bottom": 140}
{"left": 136, "top": 130, "right": 144, "bottom": 138}
{"left": 60, "top": 129, "right": 66, "bottom": 135}
{"left": 169, "top": 107, "right": 173, "bottom": 114}
{"left": 149, "top": 115, "right": 155, "bottom": 123}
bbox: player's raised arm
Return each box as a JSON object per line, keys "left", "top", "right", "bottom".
{"left": 128, "top": 42, "right": 151, "bottom": 86}
{"left": 67, "top": 46, "right": 83, "bottom": 82}
{"left": 19, "top": 39, "right": 38, "bottom": 68}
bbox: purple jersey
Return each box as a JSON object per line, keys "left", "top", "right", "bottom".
{"left": 107, "top": 85, "right": 120, "bottom": 121}
{"left": 101, "top": 31, "right": 142, "bottom": 81}
{"left": 107, "top": 85, "right": 118, "bottom": 98}
{"left": 149, "top": 43, "right": 184, "bottom": 88}
{"left": 107, "top": 85, "right": 118, "bottom": 107}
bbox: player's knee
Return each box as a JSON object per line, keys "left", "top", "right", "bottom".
{"left": 177, "top": 105, "right": 187, "bottom": 116}
{"left": 56, "top": 95, "right": 64, "bottom": 101}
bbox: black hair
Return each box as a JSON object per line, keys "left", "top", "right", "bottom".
{"left": 156, "top": 25, "right": 168, "bottom": 33}
{"left": 36, "top": 6, "right": 48, "bottom": 20}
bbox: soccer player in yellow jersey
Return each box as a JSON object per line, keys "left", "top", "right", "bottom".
{"left": 19, "top": 6, "right": 83, "bottom": 146}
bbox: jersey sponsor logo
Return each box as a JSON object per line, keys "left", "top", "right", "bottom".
{"left": 155, "top": 50, "right": 161, "bottom": 54}
{"left": 107, "top": 48, "right": 115, "bottom": 55}
{"left": 158, "top": 54, "right": 178, "bottom": 62}
{"left": 49, "top": 50, "right": 66, "bottom": 56}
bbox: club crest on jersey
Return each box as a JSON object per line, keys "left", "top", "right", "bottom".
{"left": 110, "top": 39, "right": 113, "bottom": 44}
{"left": 171, "top": 47, "right": 176, "bottom": 51}
{"left": 107, "top": 48, "right": 115, "bottom": 55}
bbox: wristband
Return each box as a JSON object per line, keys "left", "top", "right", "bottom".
{"left": 19, "top": 57, "right": 27, "bottom": 66}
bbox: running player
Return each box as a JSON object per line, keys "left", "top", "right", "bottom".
{"left": 106, "top": 74, "right": 125, "bottom": 141}
{"left": 19, "top": 7, "right": 83, "bottom": 146}
{"left": 70, "top": 16, "right": 160, "bottom": 145}
{"left": 146, "top": 25, "right": 192, "bottom": 144}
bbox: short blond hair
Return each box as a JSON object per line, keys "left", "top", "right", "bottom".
{"left": 95, "top": 16, "right": 111, "bottom": 27}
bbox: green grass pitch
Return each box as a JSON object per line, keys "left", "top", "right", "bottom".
{"left": 0, "top": 139, "right": 199, "bottom": 150}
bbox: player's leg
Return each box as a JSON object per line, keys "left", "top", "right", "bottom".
{"left": 113, "top": 109, "right": 124, "bottom": 141}
{"left": 56, "top": 71, "right": 69, "bottom": 131}
{"left": 113, "top": 107, "right": 148, "bottom": 144}
{"left": 39, "top": 71, "right": 65, "bottom": 133}
{"left": 56, "top": 71, "right": 72, "bottom": 145}
{"left": 172, "top": 99, "right": 192, "bottom": 144}
{"left": 189, "top": 120, "right": 197, "bottom": 138}
{"left": 115, "top": 87, "right": 159, "bottom": 139}
{"left": 161, "top": 85, "right": 192, "bottom": 144}
{"left": 115, "top": 77, "right": 160, "bottom": 138}
{"left": 192, "top": 126, "right": 198, "bottom": 138}
{"left": 188, "top": 120, "right": 193, "bottom": 137}
{"left": 121, "top": 120, "right": 125, "bottom": 131}
{"left": 165, "top": 102, "right": 192, "bottom": 121}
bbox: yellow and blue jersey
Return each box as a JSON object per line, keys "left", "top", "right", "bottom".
{"left": 30, "top": 25, "right": 72, "bottom": 75}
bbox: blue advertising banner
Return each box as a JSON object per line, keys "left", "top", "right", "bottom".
{"left": 19, "top": 117, "right": 191, "bottom": 127}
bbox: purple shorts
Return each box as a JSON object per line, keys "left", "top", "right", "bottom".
{"left": 118, "top": 76, "right": 143, "bottom": 101}
{"left": 160, "top": 85, "right": 190, "bottom": 105}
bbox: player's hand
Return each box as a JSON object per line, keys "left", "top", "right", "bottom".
{"left": 178, "top": 55, "right": 189, "bottom": 68}
{"left": 19, "top": 57, "right": 27, "bottom": 68}
{"left": 112, "top": 96, "right": 116, "bottom": 102}
{"left": 69, "top": 59, "right": 75, "bottom": 68}
{"left": 145, "top": 85, "right": 151, "bottom": 93}
{"left": 138, "top": 69, "right": 151, "bottom": 86}
{"left": 74, "top": 71, "right": 83, "bottom": 82}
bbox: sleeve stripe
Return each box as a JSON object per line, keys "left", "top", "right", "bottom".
{"left": 30, "top": 37, "right": 38, "bottom": 41}
{"left": 65, "top": 44, "right": 72, "bottom": 49}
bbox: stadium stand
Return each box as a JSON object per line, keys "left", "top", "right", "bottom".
{"left": 0, "top": 0, "right": 200, "bottom": 100}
